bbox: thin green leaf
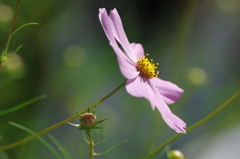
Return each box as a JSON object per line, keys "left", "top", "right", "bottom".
{"left": 93, "top": 107, "right": 96, "bottom": 115}
{"left": 75, "top": 108, "right": 81, "bottom": 116}
{"left": 92, "top": 127, "right": 95, "bottom": 141}
{"left": 94, "top": 139, "right": 106, "bottom": 146}
{"left": 67, "top": 122, "right": 79, "bottom": 127}
{"left": 5, "top": 45, "right": 22, "bottom": 62}
{"left": 95, "top": 118, "right": 108, "bottom": 125}
{"left": 67, "top": 122, "right": 80, "bottom": 128}
{"left": 8, "top": 121, "right": 62, "bottom": 159}
{"left": 96, "top": 139, "right": 128, "bottom": 156}
{"left": 4, "top": 23, "right": 38, "bottom": 55}
{"left": 92, "top": 126, "right": 102, "bottom": 129}
{"left": 82, "top": 132, "right": 89, "bottom": 144}
{"left": 86, "top": 130, "right": 91, "bottom": 137}
{"left": 78, "top": 148, "right": 83, "bottom": 159}
{"left": 166, "top": 146, "right": 171, "bottom": 159}
{"left": 0, "top": 95, "right": 46, "bottom": 116}
{"left": 148, "top": 142, "right": 156, "bottom": 154}
{"left": 47, "top": 133, "right": 72, "bottom": 159}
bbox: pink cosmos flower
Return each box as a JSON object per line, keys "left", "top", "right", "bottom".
{"left": 99, "top": 8, "right": 186, "bottom": 133}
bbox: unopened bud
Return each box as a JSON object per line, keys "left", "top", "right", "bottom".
{"left": 168, "top": 150, "right": 185, "bottom": 159}
{"left": 80, "top": 113, "right": 97, "bottom": 128}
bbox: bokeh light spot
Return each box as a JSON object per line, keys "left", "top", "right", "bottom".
{"left": 188, "top": 67, "right": 207, "bottom": 85}
{"left": 214, "top": 0, "right": 240, "bottom": 14}
{"left": 62, "top": 45, "right": 86, "bottom": 67}
{"left": 4, "top": 53, "right": 25, "bottom": 79}
{"left": 0, "top": 3, "right": 14, "bottom": 23}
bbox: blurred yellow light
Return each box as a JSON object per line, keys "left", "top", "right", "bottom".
{"left": 0, "top": 3, "right": 14, "bottom": 23}
{"left": 168, "top": 150, "right": 185, "bottom": 159}
{"left": 62, "top": 45, "right": 86, "bottom": 67}
{"left": 4, "top": 53, "right": 25, "bottom": 79}
{"left": 215, "top": 0, "right": 240, "bottom": 14}
{"left": 188, "top": 67, "right": 207, "bottom": 85}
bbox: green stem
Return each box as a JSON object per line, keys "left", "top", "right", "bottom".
{"left": 89, "top": 132, "right": 93, "bottom": 159}
{"left": 0, "top": 61, "right": 2, "bottom": 71}
{"left": 144, "top": 91, "right": 240, "bottom": 159}
{"left": 4, "top": 0, "right": 20, "bottom": 52}
{"left": 4, "top": 22, "right": 38, "bottom": 56}
{"left": 5, "top": 45, "right": 22, "bottom": 62}
{"left": 0, "top": 95, "right": 46, "bottom": 116}
{"left": 0, "top": 81, "right": 126, "bottom": 150}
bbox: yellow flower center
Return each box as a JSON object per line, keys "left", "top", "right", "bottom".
{"left": 136, "top": 54, "right": 159, "bottom": 79}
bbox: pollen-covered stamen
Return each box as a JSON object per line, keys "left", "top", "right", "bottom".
{"left": 136, "top": 54, "right": 159, "bottom": 79}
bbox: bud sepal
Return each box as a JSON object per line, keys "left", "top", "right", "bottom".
{"left": 68, "top": 108, "right": 108, "bottom": 136}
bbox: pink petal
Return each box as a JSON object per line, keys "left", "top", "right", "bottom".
{"left": 126, "top": 75, "right": 150, "bottom": 98}
{"left": 98, "top": 8, "right": 117, "bottom": 46}
{"left": 109, "top": 8, "right": 137, "bottom": 62}
{"left": 130, "top": 43, "right": 145, "bottom": 60}
{"left": 126, "top": 76, "right": 186, "bottom": 133}
{"left": 150, "top": 77, "right": 184, "bottom": 104}
{"left": 149, "top": 84, "right": 186, "bottom": 133}
{"left": 99, "top": 8, "right": 186, "bottom": 133}
{"left": 161, "top": 112, "right": 186, "bottom": 133}
{"left": 110, "top": 43, "right": 139, "bottom": 79}
{"left": 99, "top": 8, "right": 138, "bottom": 79}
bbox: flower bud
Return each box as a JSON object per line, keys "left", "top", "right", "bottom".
{"left": 80, "top": 113, "right": 97, "bottom": 129}
{"left": 168, "top": 150, "right": 185, "bottom": 159}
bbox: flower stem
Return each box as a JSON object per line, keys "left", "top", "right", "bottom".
{"left": 89, "top": 132, "right": 93, "bottom": 159}
{"left": 144, "top": 91, "right": 240, "bottom": 159}
{"left": 0, "top": 81, "right": 126, "bottom": 150}
{"left": 4, "top": 0, "right": 20, "bottom": 52}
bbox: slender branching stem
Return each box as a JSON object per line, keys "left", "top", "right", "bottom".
{"left": 144, "top": 91, "right": 240, "bottom": 159}
{"left": 89, "top": 132, "right": 93, "bottom": 159}
{"left": 4, "top": 0, "right": 20, "bottom": 52}
{"left": 0, "top": 81, "right": 126, "bottom": 150}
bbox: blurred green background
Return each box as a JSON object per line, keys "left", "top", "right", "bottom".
{"left": 0, "top": 0, "right": 239, "bottom": 158}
